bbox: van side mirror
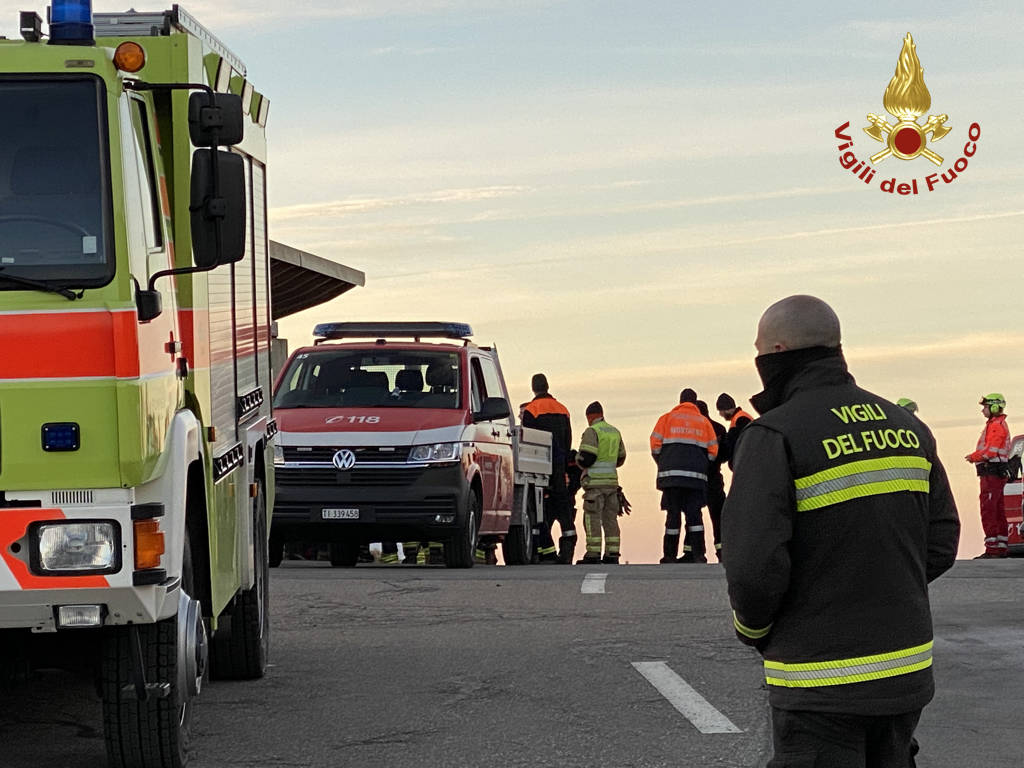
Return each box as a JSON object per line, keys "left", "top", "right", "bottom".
{"left": 190, "top": 149, "right": 246, "bottom": 267}
{"left": 475, "top": 397, "right": 511, "bottom": 422}
{"left": 188, "top": 92, "right": 244, "bottom": 147}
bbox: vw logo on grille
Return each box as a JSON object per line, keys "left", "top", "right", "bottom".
{"left": 332, "top": 449, "right": 357, "bottom": 470}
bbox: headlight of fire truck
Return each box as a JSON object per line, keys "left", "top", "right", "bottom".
{"left": 34, "top": 522, "right": 119, "bottom": 574}
{"left": 408, "top": 442, "right": 461, "bottom": 463}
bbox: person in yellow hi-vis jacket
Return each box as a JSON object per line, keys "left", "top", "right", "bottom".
{"left": 575, "top": 401, "right": 627, "bottom": 564}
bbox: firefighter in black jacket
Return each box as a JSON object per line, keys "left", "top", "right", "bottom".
{"left": 723, "top": 295, "right": 960, "bottom": 767}
{"left": 522, "top": 374, "right": 574, "bottom": 563}
{"left": 716, "top": 392, "right": 753, "bottom": 471}
{"left": 696, "top": 400, "right": 727, "bottom": 562}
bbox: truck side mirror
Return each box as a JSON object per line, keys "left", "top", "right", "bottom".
{"left": 190, "top": 149, "right": 246, "bottom": 267}
{"left": 135, "top": 287, "right": 163, "bottom": 323}
{"left": 475, "top": 397, "right": 511, "bottom": 422}
{"left": 188, "top": 92, "right": 244, "bottom": 147}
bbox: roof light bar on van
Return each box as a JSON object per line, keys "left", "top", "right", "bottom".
{"left": 313, "top": 322, "right": 473, "bottom": 341}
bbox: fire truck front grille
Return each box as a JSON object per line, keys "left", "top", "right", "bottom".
{"left": 51, "top": 490, "right": 95, "bottom": 505}
{"left": 275, "top": 467, "right": 424, "bottom": 487}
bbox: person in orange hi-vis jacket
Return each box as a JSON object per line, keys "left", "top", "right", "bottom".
{"left": 965, "top": 393, "right": 1011, "bottom": 558}
{"left": 650, "top": 388, "right": 719, "bottom": 563}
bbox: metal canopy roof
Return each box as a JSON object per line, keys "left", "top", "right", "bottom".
{"left": 269, "top": 240, "right": 365, "bottom": 320}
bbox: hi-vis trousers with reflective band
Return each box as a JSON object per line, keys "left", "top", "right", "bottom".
{"left": 403, "top": 541, "right": 443, "bottom": 564}
{"left": 979, "top": 474, "right": 1009, "bottom": 555}
{"left": 381, "top": 542, "right": 400, "bottom": 564}
{"left": 583, "top": 487, "right": 620, "bottom": 556}
{"left": 763, "top": 641, "right": 933, "bottom": 689}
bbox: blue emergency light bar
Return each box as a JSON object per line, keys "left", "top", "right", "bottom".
{"left": 313, "top": 322, "right": 473, "bottom": 341}
{"left": 49, "top": 0, "right": 94, "bottom": 45}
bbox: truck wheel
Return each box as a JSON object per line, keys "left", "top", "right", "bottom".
{"left": 329, "top": 540, "right": 359, "bottom": 567}
{"left": 445, "top": 491, "right": 480, "bottom": 568}
{"left": 268, "top": 530, "right": 283, "bottom": 568}
{"left": 209, "top": 478, "right": 270, "bottom": 680}
{"left": 502, "top": 485, "right": 533, "bottom": 566}
{"left": 101, "top": 529, "right": 207, "bottom": 768}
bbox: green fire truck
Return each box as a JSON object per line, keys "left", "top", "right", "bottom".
{"left": 0, "top": 4, "right": 358, "bottom": 766}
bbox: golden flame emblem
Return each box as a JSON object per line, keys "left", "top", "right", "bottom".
{"left": 864, "top": 34, "right": 951, "bottom": 165}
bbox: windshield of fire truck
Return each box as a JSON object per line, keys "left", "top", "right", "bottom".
{"left": 274, "top": 349, "right": 463, "bottom": 409}
{"left": 0, "top": 77, "right": 113, "bottom": 288}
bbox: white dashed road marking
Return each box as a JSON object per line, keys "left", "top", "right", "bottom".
{"left": 631, "top": 661, "right": 742, "bottom": 734}
{"left": 581, "top": 573, "right": 607, "bottom": 594}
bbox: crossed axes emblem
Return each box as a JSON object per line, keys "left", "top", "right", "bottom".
{"left": 863, "top": 113, "right": 951, "bottom": 166}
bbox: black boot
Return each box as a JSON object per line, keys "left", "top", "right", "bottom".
{"left": 577, "top": 553, "right": 602, "bottom": 564}
{"left": 659, "top": 533, "right": 680, "bottom": 564}
{"left": 557, "top": 535, "right": 575, "bottom": 564}
{"left": 601, "top": 553, "right": 619, "bottom": 565}
{"left": 680, "top": 528, "right": 707, "bottom": 563}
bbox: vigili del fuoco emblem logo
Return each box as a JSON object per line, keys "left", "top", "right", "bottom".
{"left": 834, "top": 33, "right": 980, "bottom": 195}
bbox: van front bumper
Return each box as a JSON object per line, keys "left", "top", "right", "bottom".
{"left": 271, "top": 462, "right": 469, "bottom": 542}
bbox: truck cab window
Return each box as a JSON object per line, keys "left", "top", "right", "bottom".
{"left": 0, "top": 77, "right": 112, "bottom": 286}
{"left": 129, "top": 98, "right": 163, "bottom": 250}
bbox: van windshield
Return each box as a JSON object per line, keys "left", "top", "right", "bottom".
{"left": 0, "top": 77, "right": 112, "bottom": 287}
{"left": 274, "top": 349, "right": 462, "bottom": 409}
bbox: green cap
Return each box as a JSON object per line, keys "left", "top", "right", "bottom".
{"left": 896, "top": 397, "right": 918, "bottom": 413}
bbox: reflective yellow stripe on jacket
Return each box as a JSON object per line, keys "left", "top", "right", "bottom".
{"left": 794, "top": 456, "right": 931, "bottom": 512}
{"left": 764, "top": 641, "right": 933, "bottom": 688}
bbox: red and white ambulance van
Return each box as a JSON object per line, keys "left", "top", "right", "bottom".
{"left": 270, "top": 322, "right": 551, "bottom": 567}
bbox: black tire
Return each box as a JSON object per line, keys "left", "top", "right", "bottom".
{"left": 502, "top": 485, "right": 533, "bottom": 565}
{"left": 329, "top": 540, "right": 359, "bottom": 567}
{"left": 209, "top": 478, "right": 269, "bottom": 680}
{"left": 268, "top": 530, "right": 283, "bottom": 568}
{"left": 101, "top": 531, "right": 201, "bottom": 768}
{"left": 445, "top": 491, "right": 480, "bottom": 569}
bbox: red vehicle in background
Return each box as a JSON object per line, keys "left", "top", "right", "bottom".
{"left": 269, "top": 322, "right": 551, "bottom": 567}
{"left": 1002, "top": 434, "right": 1024, "bottom": 556}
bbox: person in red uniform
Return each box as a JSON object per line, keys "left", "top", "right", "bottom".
{"left": 966, "top": 393, "right": 1011, "bottom": 558}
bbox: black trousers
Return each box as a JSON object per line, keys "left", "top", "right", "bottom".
{"left": 768, "top": 708, "right": 921, "bottom": 768}
{"left": 707, "top": 471, "right": 725, "bottom": 548}
{"left": 536, "top": 466, "right": 573, "bottom": 553}
{"left": 661, "top": 486, "right": 706, "bottom": 556}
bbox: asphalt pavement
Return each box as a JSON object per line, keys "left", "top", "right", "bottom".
{"left": 0, "top": 560, "right": 1021, "bottom": 767}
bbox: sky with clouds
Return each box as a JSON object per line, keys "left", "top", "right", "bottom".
{"left": 3, "top": 0, "right": 1021, "bottom": 561}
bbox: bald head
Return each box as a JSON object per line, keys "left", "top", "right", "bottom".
{"left": 755, "top": 295, "right": 841, "bottom": 355}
